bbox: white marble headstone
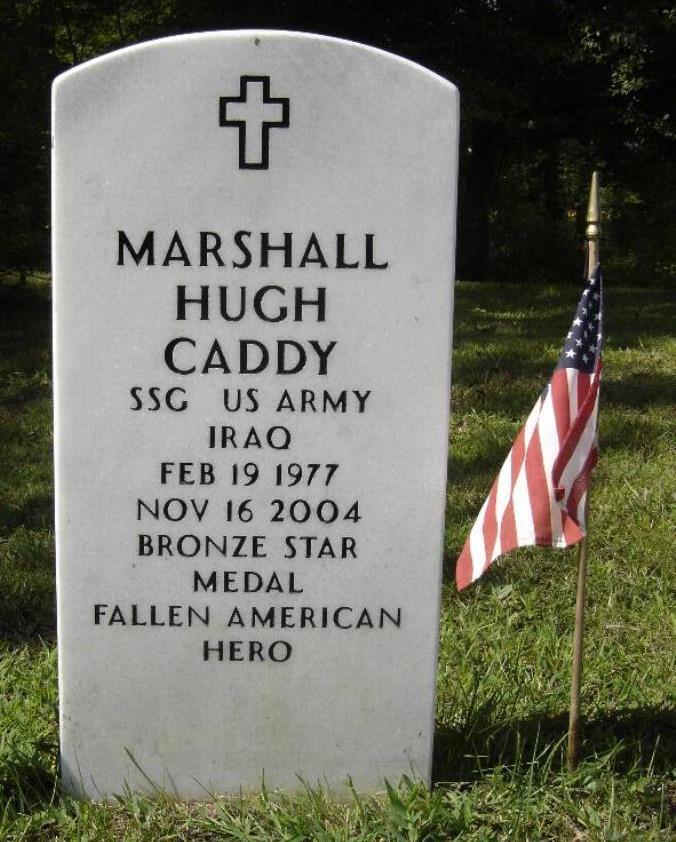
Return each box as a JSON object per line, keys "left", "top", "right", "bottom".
{"left": 52, "top": 31, "right": 458, "bottom": 799}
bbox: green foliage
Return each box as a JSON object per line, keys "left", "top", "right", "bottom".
{"left": 1, "top": 1, "right": 675, "bottom": 281}
{"left": 0, "top": 274, "right": 673, "bottom": 839}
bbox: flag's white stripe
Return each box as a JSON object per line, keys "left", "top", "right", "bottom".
{"left": 523, "top": 400, "right": 541, "bottom": 447}
{"left": 512, "top": 467, "right": 533, "bottom": 546}
{"left": 567, "top": 367, "right": 578, "bottom": 420}
{"left": 512, "top": 402, "right": 541, "bottom": 546}
{"left": 469, "top": 495, "right": 490, "bottom": 580}
{"left": 537, "top": 387, "right": 565, "bottom": 545}
{"left": 577, "top": 490, "right": 587, "bottom": 527}
{"left": 492, "top": 453, "right": 513, "bottom": 560}
{"left": 558, "top": 393, "right": 599, "bottom": 507}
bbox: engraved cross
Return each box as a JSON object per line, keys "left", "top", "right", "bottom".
{"left": 219, "top": 76, "right": 290, "bottom": 170}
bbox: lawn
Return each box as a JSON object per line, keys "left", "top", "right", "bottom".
{"left": 0, "top": 274, "right": 674, "bottom": 840}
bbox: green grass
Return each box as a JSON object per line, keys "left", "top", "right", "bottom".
{"left": 0, "top": 274, "right": 674, "bottom": 840}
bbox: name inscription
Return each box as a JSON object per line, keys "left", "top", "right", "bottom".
{"left": 95, "top": 228, "right": 402, "bottom": 663}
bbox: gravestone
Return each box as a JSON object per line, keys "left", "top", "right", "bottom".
{"left": 52, "top": 31, "right": 458, "bottom": 799}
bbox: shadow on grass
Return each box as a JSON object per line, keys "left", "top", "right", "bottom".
{"left": 0, "top": 283, "right": 51, "bottom": 366}
{"left": 0, "top": 749, "right": 57, "bottom": 815}
{"left": 0, "top": 525, "right": 56, "bottom": 642}
{"left": 603, "top": 374, "right": 676, "bottom": 410}
{"left": 601, "top": 408, "right": 674, "bottom": 455}
{"left": 0, "top": 615, "right": 56, "bottom": 644}
{"left": 447, "top": 442, "right": 515, "bottom": 484}
{"left": 0, "top": 613, "right": 56, "bottom": 644}
{"left": 433, "top": 706, "right": 676, "bottom": 783}
{"left": 455, "top": 282, "right": 675, "bottom": 345}
{"left": 2, "top": 491, "right": 54, "bottom": 533}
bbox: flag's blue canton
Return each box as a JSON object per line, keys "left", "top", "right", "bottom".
{"left": 557, "top": 265, "right": 603, "bottom": 374}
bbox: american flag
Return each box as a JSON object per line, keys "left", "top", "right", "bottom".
{"left": 456, "top": 266, "right": 604, "bottom": 591}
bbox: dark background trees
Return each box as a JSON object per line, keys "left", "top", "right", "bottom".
{"left": 1, "top": 0, "right": 674, "bottom": 282}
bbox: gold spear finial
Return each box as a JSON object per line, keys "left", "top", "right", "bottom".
{"left": 586, "top": 171, "right": 600, "bottom": 242}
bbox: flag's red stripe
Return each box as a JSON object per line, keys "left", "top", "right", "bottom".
{"left": 550, "top": 368, "right": 570, "bottom": 444}
{"left": 500, "top": 502, "right": 518, "bottom": 557}
{"left": 525, "top": 426, "right": 552, "bottom": 545}
{"left": 566, "top": 445, "right": 599, "bottom": 522}
{"left": 577, "top": 371, "right": 590, "bottom": 409}
{"left": 552, "top": 371, "right": 600, "bottom": 489}
{"left": 561, "top": 512, "right": 584, "bottom": 544}
{"left": 455, "top": 541, "right": 473, "bottom": 590}
{"left": 500, "top": 424, "right": 527, "bottom": 554}
{"left": 555, "top": 380, "right": 598, "bottom": 485}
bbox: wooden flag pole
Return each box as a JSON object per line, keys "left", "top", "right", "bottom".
{"left": 567, "top": 171, "right": 600, "bottom": 772}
